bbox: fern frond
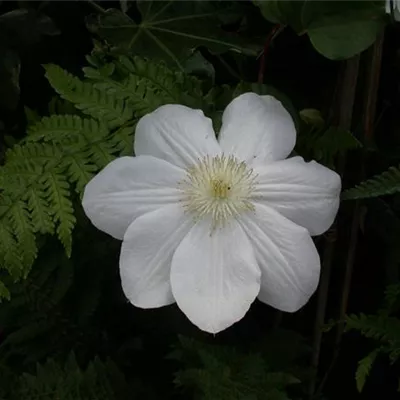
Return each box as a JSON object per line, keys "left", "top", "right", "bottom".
{"left": 121, "top": 56, "right": 202, "bottom": 106}
{"left": 27, "top": 114, "right": 108, "bottom": 146}
{"left": 0, "top": 281, "right": 10, "bottom": 301}
{"left": 41, "top": 170, "right": 76, "bottom": 257}
{"left": 110, "top": 125, "right": 135, "bottom": 156}
{"left": 44, "top": 64, "right": 134, "bottom": 128}
{"left": 355, "top": 348, "right": 380, "bottom": 392}
{"left": 342, "top": 165, "right": 400, "bottom": 200}
{"left": 0, "top": 54, "right": 200, "bottom": 297}
{"left": 84, "top": 55, "right": 203, "bottom": 116}
{"left": 384, "top": 284, "right": 400, "bottom": 313}
{"left": 0, "top": 223, "right": 24, "bottom": 279}
{"left": 15, "top": 352, "right": 127, "bottom": 400}
{"left": 8, "top": 201, "right": 37, "bottom": 271}
{"left": 62, "top": 153, "right": 97, "bottom": 194}
{"left": 25, "top": 186, "right": 55, "bottom": 234}
{"left": 346, "top": 313, "right": 400, "bottom": 343}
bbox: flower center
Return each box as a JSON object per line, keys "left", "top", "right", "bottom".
{"left": 178, "top": 155, "right": 257, "bottom": 230}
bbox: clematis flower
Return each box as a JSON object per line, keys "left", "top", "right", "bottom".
{"left": 386, "top": 0, "right": 400, "bottom": 21}
{"left": 82, "top": 93, "right": 341, "bottom": 334}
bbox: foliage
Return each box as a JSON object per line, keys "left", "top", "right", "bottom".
{"left": 86, "top": 0, "right": 261, "bottom": 70}
{"left": 0, "top": 234, "right": 112, "bottom": 366}
{"left": 0, "top": 1, "right": 399, "bottom": 399}
{"left": 254, "top": 0, "right": 386, "bottom": 60}
{"left": 297, "top": 123, "right": 361, "bottom": 169}
{"left": 346, "top": 284, "right": 400, "bottom": 392}
{"left": 0, "top": 53, "right": 204, "bottom": 297}
{"left": 343, "top": 165, "right": 400, "bottom": 200}
{"left": 7, "top": 352, "right": 129, "bottom": 400}
{"left": 171, "top": 335, "right": 300, "bottom": 400}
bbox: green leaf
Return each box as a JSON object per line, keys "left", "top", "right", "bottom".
{"left": 299, "top": 108, "right": 324, "bottom": 129}
{"left": 254, "top": 0, "right": 306, "bottom": 33}
{"left": 44, "top": 64, "right": 133, "bottom": 129}
{"left": 184, "top": 50, "right": 215, "bottom": 80}
{"left": 355, "top": 349, "right": 379, "bottom": 392}
{"left": 41, "top": 170, "right": 76, "bottom": 257}
{"left": 86, "top": 0, "right": 260, "bottom": 70}
{"left": 302, "top": 1, "right": 385, "bottom": 60}
{"left": 0, "top": 280, "right": 10, "bottom": 301}
{"left": 8, "top": 201, "right": 37, "bottom": 268}
{"left": 297, "top": 126, "right": 360, "bottom": 169}
{"left": 346, "top": 313, "right": 400, "bottom": 343}
{"left": 308, "top": 18, "right": 383, "bottom": 60}
{"left": 342, "top": 165, "right": 400, "bottom": 200}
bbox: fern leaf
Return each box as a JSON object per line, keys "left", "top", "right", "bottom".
{"left": 384, "top": 284, "right": 400, "bottom": 313}
{"left": 8, "top": 201, "right": 37, "bottom": 271}
{"left": 355, "top": 348, "right": 379, "bottom": 392}
{"left": 110, "top": 124, "right": 135, "bottom": 156}
{"left": 85, "top": 55, "right": 203, "bottom": 115}
{"left": 62, "top": 153, "right": 97, "bottom": 194}
{"left": 27, "top": 114, "right": 109, "bottom": 143}
{"left": 41, "top": 170, "right": 76, "bottom": 257}
{"left": 47, "top": 96, "right": 77, "bottom": 115}
{"left": 0, "top": 222, "right": 24, "bottom": 279}
{"left": 87, "top": 139, "right": 117, "bottom": 168}
{"left": 25, "top": 186, "right": 55, "bottom": 234}
{"left": 44, "top": 64, "right": 134, "bottom": 128}
{"left": 0, "top": 280, "right": 10, "bottom": 301}
{"left": 120, "top": 56, "right": 202, "bottom": 105}
{"left": 27, "top": 114, "right": 106, "bottom": 146}
{"left": 343, "top": 165, "right": 400, "bottom": 200}
{"left": 346, "top": 313, "right": 400, "bottom": 342}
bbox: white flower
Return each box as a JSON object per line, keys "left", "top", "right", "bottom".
{"left": 386, "top": 0, "right": 400, "bottom": 21}
{"left": 82, "top": 93, "right": 341, "bottom": 334}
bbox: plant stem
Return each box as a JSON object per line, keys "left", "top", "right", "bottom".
{"left": 308, "top": 227, "right": 337, "bottom": 397}
{"left": 314, "top": 33, "right": 384, "bottom": 397}
{"left": 86, "top": 0, "right": 107, "bottom": 15}
{"left": 309, "top": 54, "right": 360, "bottom": 399}
{"left": 257, "top": 24, "right": 283, "bottom": 84}
{"left": 364, "top": 32, "right": 384, "bottom": 143}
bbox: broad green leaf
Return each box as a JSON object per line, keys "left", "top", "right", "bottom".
{"left": 301, "top": 0, "right": 384, "bottom": 28}
{"left": 302, "top": 1, "right": 385, "bottom": 60}
{"left": 255, "top": 1, "right": 386, "bottom": 59}
{"left": 253, "top": 0, "right": 306, "bottom": 33}
{"left": 86, "top": 0, "right": 260, "bottom": 70}
{"left": 184, "top": 50, "right": 215, "bottom": 81}
{"left": 307, "top": 17, "right": 383, "bottom": 60}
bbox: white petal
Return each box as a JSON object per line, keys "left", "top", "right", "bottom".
{"left": 135, "top": 104, "right": 221, "bottom": 169}
{"left": 252, "top": 156, "right": 341, "bottom": 236}
{"left": 387, "top": 0, "right": 400, "bottom": 20}
{"left": 218, "top": 93, "right": 296, "bottom": 164}
{"left": 82, "top": 155, "right": 185, "bottom": 240}
{"left": 120, "top": 204, "right": 193, "bottom": 308}
{"left": 171, "top": 219, "right": 260, "bottom": 333}
{"left": 239, "top": 204, "right": 320, "bottom": 313}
